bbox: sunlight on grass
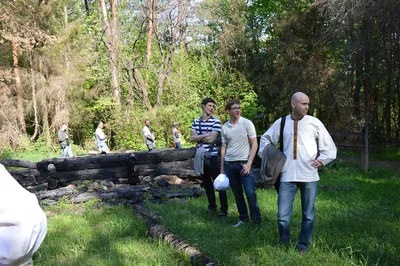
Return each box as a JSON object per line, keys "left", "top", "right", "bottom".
{"left": 147, "top": 165, "right": 400, "bottom": 266}
{"left": 36, "top": 199, "right": 190, "bottom": 266}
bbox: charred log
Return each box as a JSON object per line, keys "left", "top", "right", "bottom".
{"left": 0, "top": 159, "right": 37, "bottom": 169}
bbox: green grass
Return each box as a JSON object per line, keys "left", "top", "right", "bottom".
{"left": 339, "top": 149, "right": 400, "bottom": 163}
{"left": 36, "top": 199, "right": 190, "bottom": 266}
{"left": 147, "top": 163, "right": 400, "bottom": 265}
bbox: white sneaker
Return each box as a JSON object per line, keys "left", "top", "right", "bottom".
{"left": 233, "top": 220, "right": 245, "bottom": 228}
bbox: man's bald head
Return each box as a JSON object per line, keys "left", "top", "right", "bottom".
{"left": 291, "top": 92, "right": 309, "bottom": 120}
{"left": 291, "top": 92, "right": 309, "bottom": 103}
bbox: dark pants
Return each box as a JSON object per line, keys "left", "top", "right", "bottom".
{"left": 224, "top": 161, "right": 261, "bottom": 222}
{"left": 202, "top": 156, "right": 228, "bottom": 213}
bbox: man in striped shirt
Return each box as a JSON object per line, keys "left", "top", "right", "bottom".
{"left": 190, "top": 98, "right": 228, "bottom": 216}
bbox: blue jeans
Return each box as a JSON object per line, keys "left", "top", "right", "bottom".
{"left": 174, "top": 142, "right": 181, "bottom": 149}
{"left": 61, "top": 145, "right": 73, "bottom": 157}
{"left": 224, "top": 161, "right": 261, "bottom": 222}
{"left": 277, "top": 181, "right": 318, "bottom": 250}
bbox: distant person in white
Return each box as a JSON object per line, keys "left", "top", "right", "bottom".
{"left": 0, "top": 164, "right": 47, "bottom": 266}
{"left": 172, "top": 122, "right": 182, "bottom": 149}
{"left": 258, "top": 92, "right": 337, "bottom": 254}
{"left": 142, "top": 119, "right": 155, "bottom": 151}
{"left": 95, "top": 122, "right": 109, "bottom": 154}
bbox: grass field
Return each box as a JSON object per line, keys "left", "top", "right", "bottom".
{"left": 147, "top": 162, "right": 400, "bottom": 265}
{"left": 31, "top": 161, "right": 400, "bottom": 266}
{"left": 36, "top": 199, "right": 190, "bottom": 265}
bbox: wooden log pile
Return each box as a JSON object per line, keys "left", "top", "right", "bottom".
{"left": 2, "top": 148, "right": 197, "bottom": 189}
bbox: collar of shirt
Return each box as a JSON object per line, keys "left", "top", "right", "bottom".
{"left": 227, "top": 116, "right": 242, "bottom": 127}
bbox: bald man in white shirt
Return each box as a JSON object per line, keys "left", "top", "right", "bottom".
{"left": 258, "top": 92, "right": 336, "bottom": 254}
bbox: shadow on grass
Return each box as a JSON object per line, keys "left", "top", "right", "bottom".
{"left": 148, "top": 164, "right": 400, "bottom": 265}
{"left": 317, "top": 165, "right": 400, "bottom": 265}
{"left": 35, "top": 203, "right": 190, "bottom": 266}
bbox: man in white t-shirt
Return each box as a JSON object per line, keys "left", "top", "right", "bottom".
{"left": 258, "top": 92, "right": 337, "bottom": 254}
{"left": 220, "top": 99, "right": 261, "bottom": 227}
{"left": 142, "top": 119, "right": 155, "bottom": 151}
{"left": 0, "top": 164, "right": 47, "bottom": 266}
{"left": 95, "top": 121, "right": 109, "bottom": 154}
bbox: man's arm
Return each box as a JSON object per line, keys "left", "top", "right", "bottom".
{"left": 241, "top": 137, "right": 258, "bottom": 176}
{"left": 220, "top": 142, "right": 227, "bottom": 174}
{"left": 258, "top": 119, "right": 280, "bottom": 158}
{"left": 202, "top": 131, "right": 218, "bottom": 143}
{"left": 313, "top": 120, "right": 337, "bottom": 168}
{"left": 189, "top": 129, "right": 208, "bottom": 143}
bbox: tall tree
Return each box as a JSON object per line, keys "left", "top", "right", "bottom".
{"left": 99, "top": 0, "right": 120, "bottom": 104}
{"left": 11, "top": 40, "right": 26, "bottom": 133}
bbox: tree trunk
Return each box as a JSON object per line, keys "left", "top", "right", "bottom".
{"left": 353, "top": 62, "right": 361, "bottom": 120}
{"left": 12, "top": 40, "right": 26, "bottom": 134}
{"left": 110, "top": 0, "right": 119, "bottom": 104}
{"left": 146, "top": 0, "right": 154, "bottom": 65}
{"left": 156, "top": 47, "right": 173, "bottom": 105}
{"left": 177, "top": 0, "right": 186, "bottom": 96}
{"left": 28, "top": 48, "right": 40, "bottom": 141}
{"left": 64, "top": 5, "right": 71, "bottom": 71}
{"left": 99, "top": 0, "right": 120, "bottom": 104}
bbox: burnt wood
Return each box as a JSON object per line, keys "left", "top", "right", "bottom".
{"left": 1, "top": 159, "right": 37, "bottom": 169}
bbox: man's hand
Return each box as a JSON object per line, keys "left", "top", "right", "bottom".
{"left": 311, "top": 159, "right": 323, "bottom": 168}
{"left": 241, "top": 163, "right": 251, "bottom": 176}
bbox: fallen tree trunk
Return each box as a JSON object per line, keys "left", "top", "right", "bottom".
{"left": 54, "top": 167, "right": 128, "bottom": 183}
{"left": 70, "top": 186, "right": 151, "bottom": 203}
{"left": 10, "top": 169, "right": 46, "bottom": 187}
{"left": 1, "top": 159, "right": 37, "bottom": 169}
{"left": 133, "top": 159, "right": 196, "bottom": 180}
{"left": 134, "top": 148, "right": 196, "bottom": 164}
{"left": 132, "top": 204, "right": 215, "bottom": 266}
{"left": 37, "top": 154, "right": 134, "bottom": 171}
{"left": 36, "top": 187, "right": 76, "bottom": 200}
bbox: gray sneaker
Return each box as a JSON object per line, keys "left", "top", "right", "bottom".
{"left": 233, "top": 220, "right": 245, "bottom": 228}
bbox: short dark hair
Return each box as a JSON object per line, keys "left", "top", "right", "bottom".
{"left": 201, "top": 97, "right": 216, "bottom": 106}
{"left": 225, "top": 99, "right": 240, "bottom": 110}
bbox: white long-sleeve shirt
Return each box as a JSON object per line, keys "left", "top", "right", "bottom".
{"left": 0, "top": 164, "right": 47, "bottom": 265}
{"left": 258, "top": 115, "right": 337, "bottom": 182}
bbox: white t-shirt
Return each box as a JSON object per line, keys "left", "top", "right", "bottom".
{"left": 221, "top": 117, "right": 257, "bottom": 161}
{"left": 172, "top": 127, "right": 181, "bottom": 142}
{"left": 95, "top": 127, "right": 106, "bottom": 145}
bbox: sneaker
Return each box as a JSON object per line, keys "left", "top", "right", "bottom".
{"left": 297, "top": 246, "right": 308, "bottom": 255}
{"left": 233, "top": 220, "right": 245, "bottom": 228}
{"left": 299, "top": 249, "right": 308, "bottom": 256}
{"left": 219, "top": 212, "right": 228, "bottom": 217}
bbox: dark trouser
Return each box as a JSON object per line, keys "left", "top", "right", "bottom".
{"left": 202, "top": 156, "right": 228, "bottom": 213}
{"left": 224, "top": 161, "right": 261, "bottom": 222}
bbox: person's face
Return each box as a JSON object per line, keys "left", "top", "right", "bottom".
{"left": 202, "top": 102, "right": 216, "bottom": 116}
{"left": 292, "top": 95, "right": 309, "bottom": 118}
{"left": 227, "top": 104, "right": 241, "bottom": 119}
{"left": 62, "top": 124, "right": 68, "bottom": 131}
{"left": 99, "top": 123, "right": 104, "bottom": 128}
{"left": 145, "top": 120, "right": 150, "bottom": 127}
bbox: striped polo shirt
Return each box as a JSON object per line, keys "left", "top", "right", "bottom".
{"left": 191, "top": 115, "right": 221, "bottom": 155}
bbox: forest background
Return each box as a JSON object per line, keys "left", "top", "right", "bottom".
{"left": 1, "top": 0, "right": 399, "bottom": 154}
